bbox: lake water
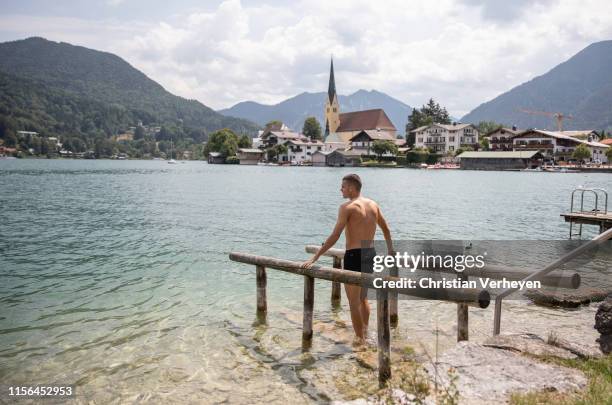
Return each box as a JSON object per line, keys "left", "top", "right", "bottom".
{"left": 1, "top": 160, "right": 610, "bottom": 403}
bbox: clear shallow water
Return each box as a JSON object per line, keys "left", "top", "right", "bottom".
{"left": 0, "top": 160, "right": 610, "bottom": 403}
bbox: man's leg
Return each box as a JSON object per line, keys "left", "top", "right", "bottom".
{"left": 344, "top": 284, "right": 365, "bottom": 341}
{"left": 360, "top": 297, "right": 370, "bottom": 337}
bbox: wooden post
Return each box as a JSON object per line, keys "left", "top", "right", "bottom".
{"left": 302, "top": 275, "right": 315, "bottom": 349}
{"left": 377, "top": 289, "right": 391, "bottom": 387}
{"left": 389, "top": 265, "right": 398, "bottom": 328}
{"left": 256, "top": 265, "right": 267, "bottom": 321}
{"left": 331, "top": 257, "right": 342, "bottom": 307}
{"left": 457, "top": 274, "right": 469, "bottom": 342}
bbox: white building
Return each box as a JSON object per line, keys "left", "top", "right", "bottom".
{"left": 254, "top": 123, "right": 291, "bottom": 148}
{"left": 260, "top": 130, "right": 304, "bottom": 148}
{"left": 279, "top": 139, "right": 325, "bottom": 164}
{"left": 512, "top": 129, "right": 609, "bottom": 163}
{"left": 349, "top": 130, "right": 400, "bottom": 157}
{"left": 484, "top": 127, "right": 521, "bottom": 151}
{"left": 412, "top": 123, "right": 479, "bottom": 154}
{"left": 17, "top": 131, "right": 39, "bottom": 138}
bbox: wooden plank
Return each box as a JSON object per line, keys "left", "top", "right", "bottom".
{"left": 331, "top": 257, "right": 342, "bottom": 307}
{"left": 305, "top": 245, "right": 344, "bottom": 259}
{"left": 561, "top": 212, "right": 612, "bottom": 220}
{"left": 561, "top": 213, "right": 612, "bottom": 227}
{"left": 302, "top": 275, "right": 314, "bottom": 349}
{"left": 230, "top": 252, "right": 490, "bottom": 307}
{"left": 389, "top": 265, "right": 398, "bottom": 327}
{"left": 377, "top": 289, "right": 391, "bottom": 387}
{"left": 457, "top": 274, "right": 469, "bottom": 342}
{"left": 305, "top": 245, "right": 579, "bottom": 289}
{"left": 256, "top": 265, "right": 267, "bottom": 320}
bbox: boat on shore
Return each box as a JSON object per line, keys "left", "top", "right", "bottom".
{"left": 422, "top": 163, "right": 460, "bottom": 169}
{"left": 543, "top": 166, "right": 580, "bottom": 173}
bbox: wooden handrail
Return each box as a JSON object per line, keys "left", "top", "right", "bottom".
{"left": 229, "top": 252, "right": 490, "bottom": 308}
{"left": 304, "top": 245, "right": 580, "bottom": 289}
{"left": 229, "top": 251, "right": 492, "bottom": 387}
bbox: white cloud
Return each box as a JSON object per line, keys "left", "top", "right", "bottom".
{"left": 1, "top": 0, "right": 612, "bottom": 116}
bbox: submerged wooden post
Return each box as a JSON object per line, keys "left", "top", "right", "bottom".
{"left": 377, "top": 289, "right": 391, "bottom": 387}
{"left": 256, "top": 265, "right": 267, "bottom": 319}
{"left": 302, "top": 275, "right": 315, "bottom": 349}
{"left": 457, "top": 274, "right": 468, "bottom": 342}
{"left": 389, "top": 265, "right": 398, "bottom": 327}
{"left": 331, "top": 257, "right": 342, "bottom": 307}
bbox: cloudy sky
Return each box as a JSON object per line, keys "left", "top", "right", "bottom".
{"left": 1, "top": 0, "right": 611, "bottom": 116}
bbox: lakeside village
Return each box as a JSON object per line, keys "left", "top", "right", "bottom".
{"left": 2, "top": 60, "right": 611, "bottom": 171}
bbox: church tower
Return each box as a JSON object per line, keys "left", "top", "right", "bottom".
{"left": 324, "top": 58, "right": 340, "bottom": 135}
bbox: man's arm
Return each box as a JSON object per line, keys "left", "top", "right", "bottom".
{"left": 301, "top": 205, "right": 349, "bottom": 268}
{"left": 377, "top": 205, "right": 394, "bottom": 254}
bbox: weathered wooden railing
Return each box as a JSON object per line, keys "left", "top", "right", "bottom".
{"left": 230, "top": 245, "right": 582, "bottom": 386}
{"left": 304, "top": 245, "right": 582, "bottom": 340}
{"left": 229, "top": 251, "right": 491, "bottom": 387}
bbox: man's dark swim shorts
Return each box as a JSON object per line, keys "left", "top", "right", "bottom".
{"left": 343, "top": 248, "right": 376, "bottom": 274}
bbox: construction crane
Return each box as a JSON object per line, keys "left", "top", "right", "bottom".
{"left": 519, "top": 108, "right": 573, "bottom": 131}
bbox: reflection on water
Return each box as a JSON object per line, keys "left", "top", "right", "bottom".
{"left": 0, "top": 160, "right": 610, "bottom": 403}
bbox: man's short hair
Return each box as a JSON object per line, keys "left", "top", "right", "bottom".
{"left": 342, "top": 174, "right": 362, "bottom": 191}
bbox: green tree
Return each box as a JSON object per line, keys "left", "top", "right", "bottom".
{"left": 476, "top": 121, "right": 502, "bottom": 136}
{"left": 40, "top": 138, "right": 49, "bottom": 155}
{"left": 406, "top": 148, "right": 430, "bottom": 164}
{"left": 32, "top": 136, "right": 42, "bottom": 155}
{"left": 4, "top": 130, "right": 18, "bottom": 147}
{"left": 238, "top": 134, "right": 252, "bottom": 148}
{"left": 572, "top": 144, "right": 591, "bottom": 164}
{"left": 63, "top": 137, "right": 86, "bottom": 152}
{"left": 204, "top": 128, "right": 240, "bottom": 158}
{"left": 371, "top": 140, "right": 398, "bottom": 161}
{"left": 405, "top": 98, "right": 451, "bottom": 146}
{"left": 266, "top": 144, "right": 287, "bottom": 162}
{"left": 264, "top": 120, "right": 283, "bottom": 130}
{"left": 94, "top": 137, "right": 114, "bottom": 158}
{"left": 134, "top": 126, "right": 145, "bottom": 140}
{"left": 421, "top": 98, "right": 451, "bottom": 124}
{"left": 302, "top": 117, "right": 322, "bottom": 140}
{"left": 605, "top": 147, "right": 612, "bottom": 162}
{"left": 455, "top": 146, "right": 474, "bottom": 156}
{"left": 479, "top": 137, "right": 490, "bottom": 151}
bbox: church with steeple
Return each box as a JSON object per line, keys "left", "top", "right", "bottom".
{"left": 323, "top": 58, "right": 397, "bottom": 145}
{"left": 324, "top": 59, "right": 341, "bottom": 135}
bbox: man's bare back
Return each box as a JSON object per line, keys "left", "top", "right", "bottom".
{"left": 343, "top": 197, "right": 379, "bottom": 250}
{"left": 301, "top": 175, "right": 394, "bottom": 269}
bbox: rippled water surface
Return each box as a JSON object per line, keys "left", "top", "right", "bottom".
{"left": 1, "top": 159, "right": 610, "bottom": 403}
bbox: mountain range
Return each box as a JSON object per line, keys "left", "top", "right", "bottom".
{"left": 461, "top": 40, "right": 612, "bottom": 131}
{"left": 0, "top": 37, "right": 259, "bottom": 138}
{"left": 219, "top": 90, "right": 413, "bottom": 133}
{"left": 1, "top": 36, "right": 611, "bottom": 143}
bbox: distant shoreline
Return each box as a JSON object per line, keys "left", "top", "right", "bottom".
{"left": 3, "top": 156, "right": 612, "bottom": 173}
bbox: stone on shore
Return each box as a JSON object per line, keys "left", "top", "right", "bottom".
{"left": 525, "top": 288, "right": 609, "bottom": 308}
{"left": 423, "top": 341, "right": 587, "bottom": 403}
{"left": 483, "top": 333, "right": 578, "bottom": 359}
{"left": 595, "top": 295, "right": 612, "bottom": 354}
{"left": 482, "top": 332, "right": 601, "bottom": 359}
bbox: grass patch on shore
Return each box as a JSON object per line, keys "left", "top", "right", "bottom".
{"left": 360, "top": 160, "right": 397, "bottom": 167}
{"left": 509, "top": 355, "right": 611, "bottom": 405}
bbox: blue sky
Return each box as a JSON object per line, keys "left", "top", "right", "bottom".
{"left": 1, "top": 0, "right": 611, "bottom": 116}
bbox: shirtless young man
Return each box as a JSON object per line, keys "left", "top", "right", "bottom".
{"left": 301, "top": 174, "right": 394, "bottom": 345}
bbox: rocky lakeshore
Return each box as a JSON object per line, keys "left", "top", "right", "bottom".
{"left": 324, "top": 297, "right": 611, "bottom": 405}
